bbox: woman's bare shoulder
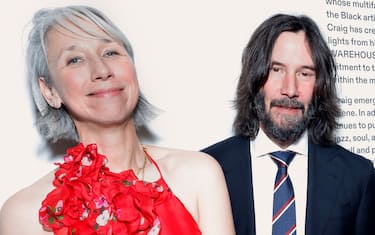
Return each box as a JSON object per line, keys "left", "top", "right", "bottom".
{"left": 147, "top": 145, "right": 221, "bottom": 174}
{"left": 144, "top": 145, "right": 232, "bottom": 231}
{"left": 146, "top": 145, "right": 214, "bottom": 162}
{"left": 0, "top": 170, "right": 56, "bottom": 235}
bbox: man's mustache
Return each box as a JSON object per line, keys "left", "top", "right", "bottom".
{"left": 270, "top": 98, "right": 305, "bottom": 113}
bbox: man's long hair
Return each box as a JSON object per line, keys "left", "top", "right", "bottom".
{"left": 234, "top": 14, "right": 340, "bottom": 145}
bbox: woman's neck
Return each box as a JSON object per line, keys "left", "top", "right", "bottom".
{"left": 75, "top": 120, "right": 145, "bottom": 173}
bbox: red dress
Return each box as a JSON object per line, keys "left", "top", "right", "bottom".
{"left": 39, "top": 143, "right": 202, "bottom": 235}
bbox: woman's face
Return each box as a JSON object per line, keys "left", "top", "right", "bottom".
{"left": 40, "top": 19, "right": 139, "bottom": 132}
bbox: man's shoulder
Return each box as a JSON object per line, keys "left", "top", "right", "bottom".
{"left": 338, "top": 144, "right": 374, "bottom": 169}
{"left": 202, "top": 135, "right": 249, "bottom": 153}
{"left": 313, "top": 142, "right": 374, "bottom": 171}
{"left": 201, "top": 135, "right": 251, "bottom": 172}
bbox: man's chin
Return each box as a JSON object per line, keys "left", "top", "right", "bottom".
{"left": 273, "top": 119, "right": 302, "bottom": 130}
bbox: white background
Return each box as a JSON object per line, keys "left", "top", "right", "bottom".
{"left": 0, "top": 0, "right": 361, "bottom": 209}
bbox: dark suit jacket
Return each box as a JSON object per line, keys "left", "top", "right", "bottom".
{"left": 202, "top": 135, "right": 375, "bottom": 235}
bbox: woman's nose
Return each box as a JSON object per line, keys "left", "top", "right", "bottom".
{"left": 91, "top": 58, "right": 113, "bottom": 81}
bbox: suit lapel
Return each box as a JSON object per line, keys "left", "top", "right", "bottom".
{"left": 245, "top": 139, "right": 256, "bottom": 234}
{"left": 305, "top": 141, "right": 344, "bottom": 235}
{"left": 220, "top": 136, "right": 256, "bottom": 234}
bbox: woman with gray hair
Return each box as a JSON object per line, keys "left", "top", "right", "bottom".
{"left": 0, "top": 5, "right": 234, "bottom": 235}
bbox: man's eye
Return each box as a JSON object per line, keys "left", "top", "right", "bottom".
{"left": 296, "top": 71, "right": 315, "bottom": 80}
{"left": 299, "top": 71, "right": 314, "bottom": 77}
{"left": 271, "top": 67, "right": 282, "bottom": 72}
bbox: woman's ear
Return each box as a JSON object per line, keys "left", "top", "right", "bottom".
{"left": 38, "top": 77, "right": 62, "bottom": 109}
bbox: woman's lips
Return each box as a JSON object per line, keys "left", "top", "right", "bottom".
{"left": 88, "top": 88, "right": 123, "bottom": 97}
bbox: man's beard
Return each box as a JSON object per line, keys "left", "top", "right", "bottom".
{"left": 254, "top": 92, "right": 314, "bottom": 144}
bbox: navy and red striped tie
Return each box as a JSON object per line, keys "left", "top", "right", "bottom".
{"left": 271, "top": 151, "right": 297, "bottom": 235}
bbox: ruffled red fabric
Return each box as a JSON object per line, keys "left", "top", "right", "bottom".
{"left": 39, "top": 143, "right": 201, "bottom": 235}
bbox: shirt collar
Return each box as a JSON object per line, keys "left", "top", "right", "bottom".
{"left": 250, "top": 127, "right": 308, "bottom": 158}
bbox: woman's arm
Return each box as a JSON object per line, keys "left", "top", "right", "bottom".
{"left": 0, "top": 189, "right": 45, "bottom": 234}
{"left": 0, "top": 172, "right": 54, "bottom": 235}
{"left": 194, "top": 152, "right": 235, "bottom": 235}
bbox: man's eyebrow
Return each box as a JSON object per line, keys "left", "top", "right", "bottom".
{"left": 300, "top": 65, "right": 316, "bottom": 71}
{"left": 270, "top": 61, "right": 283, "bottom": 66}
{"left": 270, "top": 61, "right": 315, "bottom": 71}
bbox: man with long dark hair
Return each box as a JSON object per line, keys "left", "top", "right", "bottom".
{"left": 203, "top": 14, "right": 375, "bottom": 235}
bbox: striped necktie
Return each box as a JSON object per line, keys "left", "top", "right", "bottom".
{"left": 270, "top": 151, "right": 297, "bottom": 235}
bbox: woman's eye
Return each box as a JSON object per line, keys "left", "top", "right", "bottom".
{"left": 67, "top": 57, "right": 82, "bottom": 65}
{"left": 104, "top": 51, "right": 119, "bottom": 57}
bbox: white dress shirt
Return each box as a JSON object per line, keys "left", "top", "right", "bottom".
{"left": 251, "top": 128, "right": 308, "bottom": 235}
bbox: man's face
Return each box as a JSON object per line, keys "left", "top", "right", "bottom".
{"left": 257, "top": 31, "right": 316, "bottom": 146}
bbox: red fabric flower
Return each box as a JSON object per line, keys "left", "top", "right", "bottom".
{"left": 39, "top": 143, "right": 162, "bottom": 235}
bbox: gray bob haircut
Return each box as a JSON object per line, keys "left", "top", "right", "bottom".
{"left": 27, "top": 5, "right": 156, "bottom": 142}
